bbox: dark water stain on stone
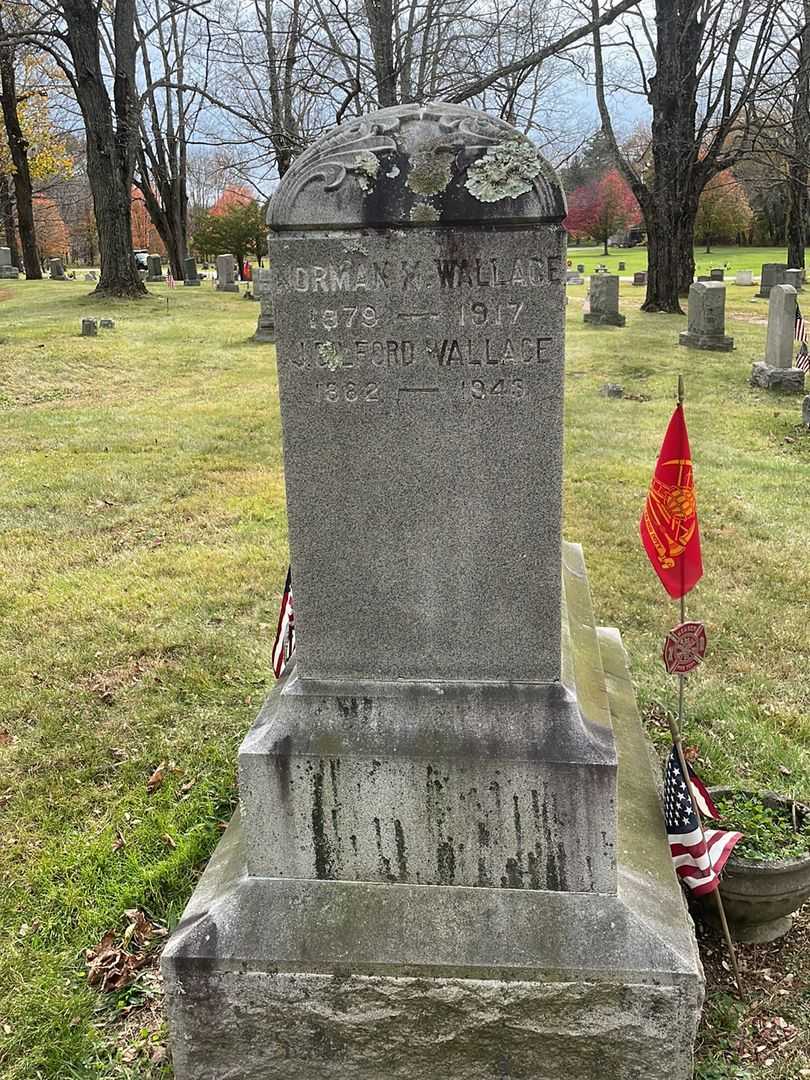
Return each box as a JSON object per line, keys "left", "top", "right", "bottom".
{"left": 437, "top": 839, "right": 455, "bottom": 884}
{"left": 373, "top": 816, "right": 395, "bottom": 882}
{"left": 503, "top": 856, "right": 523, "bottom": 888}
{"left": 477, "top": 857, "right": 491, "bottom": 886}
{"left": 477, "top": 821, "right": 490, "bottom": 848}
{"left": 531, "top": 789, "right": 541, "bottom": 832}
{"left": 489, "top": 779, "right": 501, "bottom": 813}
{"left": 513, "top": 794, "right": 523, "bottom": 852}
{"left": 555, "top": 841, "right": 569, "bottom": 890}
{"left": 527, "top": 849, "right": 541, "bottom": 889}
{"left": 349, "top": 834, "right": 358, "bottom": 855}
{"left": 311, "top": 765, "right": 335, "bottom": 878}
{"left": 272, "top": 734, "right": 292, "bottom": 801}
{"left": 335, "top": 697, "right": 359, "bottom": 721}
{"left": 329, "top": 759, "right": 340, "bottom": 804}
{"left": 394, "top": 819, "right": 408, "bottom": 881}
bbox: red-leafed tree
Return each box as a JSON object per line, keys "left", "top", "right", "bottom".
{"left": 32, "top": 195, "right": 68, "bottom": 261}
{"left": 210, "top": 184, "right": 254, "bottom": 217}
{"left": 564, "top": 169, "right": 641, "bottom": 255}
{"left": 131, "top": 187, "right": 165, "bottom": 255}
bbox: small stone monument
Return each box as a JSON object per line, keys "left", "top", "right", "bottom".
{"left": 216, "top": 253, "right": 239, "bottom": 292}
{"left": 183, "top": 256, "right": 201, "bottom": 286}
{"left": 679, "top": 281, "right": 733, "bottom": 351}
{"left": 710, "top": 267, "right": 724, "bottom": 281}
{"left": 49, "top": 257, "right": 66, "bottom": 280}
{"left": 785, "top": 268, "right": 803, "bottom": 292}
{"left": 735, "top": 269, "right": 753, "bottom": 286}
{"left": 757, "top": 262, "right": 786, "bottom": 298}
{"left": 751, "top": 284, "right": 806, "bottom": 392}
{"left": 576, "top": 262, "right": 585, "bottom": 272}
{"left": 618, "top": 260, "right": 626, "bottom": 271}
{"left": 0, "top": 246, "right": 20, "bottom": 279}
{"left": 633, "top": 270, "right": 647, "bottom": 286}
{"left": 253, "top": 268, "right": 274, "bottom": 341}
{"left": 80, "top": 317, "right": 98, "bottom": 336}
{"left": 584, "top": 273, "right": 625, "bottom": 326}
{"left": 565, "top": 271, "right": 583, "bottom": 284}
{"left": 803, "top": 395, "right": 810, "bottom": 427}
{"left": 146, "top": 254, "right": 164, "bottom": 282}
{"left": 99, "top": 318, "right": 115, "bottom": 329}
{"left": 162, "top": 102, "right": 702, "bottom": 1080}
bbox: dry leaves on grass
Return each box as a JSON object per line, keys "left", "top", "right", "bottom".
{"left": 85, "top": 910, "right": 167, "bottom": 993}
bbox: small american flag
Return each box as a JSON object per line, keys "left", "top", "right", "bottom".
{"left": 664, "top": 748, "right": 741, "bottom": 896}
{"left": 167, "top": 272, "right": 176, "bottom": 289}
{"left": 271, "top": 568, "right": 295, "bottom": 678}
{"left": 795, "top": 307, "right": 809, "bottom": 371}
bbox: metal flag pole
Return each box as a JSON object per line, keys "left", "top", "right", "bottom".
{"left": 668, "top": 374, "right": 745, "bottom": 999}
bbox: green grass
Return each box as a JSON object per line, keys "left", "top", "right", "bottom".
{"left": 567, "top": 243, "right": 810, "bottom": 279}
{"left": 0, "top": 262, "right": 808, "bottom": 1077}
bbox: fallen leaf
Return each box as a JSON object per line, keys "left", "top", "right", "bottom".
{"left": 146, "top": 762, "right": 167, "bottom": 794}
{"left": 176, "top": 778, "right": 196, "bottom": 799}
{"left": 112, "top": 831, "right": 126, "bottom": 852}
{"left": 0, "top": 730, "right": 12, "bottom": 746}
{"left": 161, "top": 834, "right": 177, "bottom": 849}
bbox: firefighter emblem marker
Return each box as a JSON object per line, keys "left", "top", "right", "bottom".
{"left": 662, "top": 621, "right": 707, "bottom": 675}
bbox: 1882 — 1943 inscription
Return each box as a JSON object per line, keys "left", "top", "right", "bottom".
{"left": 272, "top": 227, "right": 566, "bottom": 686}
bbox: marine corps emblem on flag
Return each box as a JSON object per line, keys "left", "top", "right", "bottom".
{"left": 640, "top": 403, "right": 703, "bottom": 599}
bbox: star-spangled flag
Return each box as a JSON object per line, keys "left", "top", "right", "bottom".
{"left": 796, "top": 306, "right": 809, "bottom": 371}
{"left": 664, "top": 748, "right": 741, "bottom": 896}
{"left": 271, "top": 568, "right": 295, "bottom": 679}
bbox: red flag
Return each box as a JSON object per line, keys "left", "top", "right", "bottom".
{"left": 640, "top": 403, "right": 703, "bottom": 599}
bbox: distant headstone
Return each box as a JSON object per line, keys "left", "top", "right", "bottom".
{"left": 81, "top": 317, "right": 98, "bottom": 337}
{"left": 697, "top": 275, "right": 711, "bottom": 282}
{"left": 679, "top": 281, "right": 733, "bottom": 351}
{"left": 162, "top": 100, "right": 702, "bottom": 1080}
{"left": 216, "top": 253, "right": 239, "bottom": 292}
{"left": 633, "top": 270, "right": 647, "bottom": 286}
{"left": 0, "top": 246, "right": 19, "bottom": 279}
{"left": 803, "top": 395, "right": 810, "bottom": 427}
{"left": 710, "top": 268, "right": 724, "bottom": 281}
{"left": 750, "top": 284, "right": 806, "bottom": 393}
{"left": 618, "top": 261, "right": 626, "bottom": 271}
{"left": 253, "top": 267, "right": 273, "bottom": 297}
{"left": 84, "top": 272, "right": 97, "bottom": 281}
{"left": 99, "top": 318, "right": 115, "bottom": 329}
{"left": 576, "top": 263, "right": 585, "bottom": 272}
{"left": 49, "top": 257, "right": 66, "bottom": 280}
{"left": 785, "top": 268, "right": 803, "bottom": 292}
{"left": 253, "top": 292, "right": 275, "bottom": 342}
{"left": 584, "top": 274, "right": 625, "bottom": 326}
{"left": 183, "top": 256, "right": 201, "bottom": 286}
{"left": 757, "top": 262, "right": 786, "bottom": 299}
{"left": 600, "top": 382, "right": 625, "bottom": 398}
{"left": 735, "top": 270, "right": 753, "bottom": 286}
{"left": 565, "top": 271, "right": 583, "bottom": 285}
{"left": 146, "top": 254, "right": 164, "bottom": 282}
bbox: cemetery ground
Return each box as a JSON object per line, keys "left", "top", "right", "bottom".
{"left": 0, "top": 270, "right": 808, "bottom": 1079}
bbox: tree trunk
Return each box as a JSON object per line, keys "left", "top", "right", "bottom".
{"left": 603, "top": 237, "right": 608, "bottom": 255}
{"left": 787, "top": 3, "right": 810, "bottom": 270}
{"left": 61, "top": 0, "right": 145, "bottom": 297}
{"left": 0, "top": 172, "right": 19, "bottom": 266}
{"left": 0, "top": 40, "right": 42, "bottom": 279}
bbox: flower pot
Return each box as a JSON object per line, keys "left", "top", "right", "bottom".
{"left": 699, "top": 788, "right": 810, "bottom": 943}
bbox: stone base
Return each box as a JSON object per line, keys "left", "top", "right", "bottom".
{"left": 584, "top": 312, "right": 626, "bottom": 327}
{"left": 0, "top": 266, "right": 19, "bottom": 279}
{"left": 253, "top": 328, "right": 275, "bottom": 342}
{"left": 750, "top": 361, "right": 806, "bottom": 392}
{"left": 184, "top": 279, "right": 201, "bottom": 287}
{"left": 217, "top": 283, "right": 240, "bottom": 293}
{"left": 162, "top": 547, "right": 703, "bottom": 1079}
{"left": 678, "top": 331, "right": 734, "bottom": 351}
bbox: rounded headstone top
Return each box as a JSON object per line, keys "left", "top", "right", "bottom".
{"left": 269, "top": 102, "right": 567, "bottom": 232}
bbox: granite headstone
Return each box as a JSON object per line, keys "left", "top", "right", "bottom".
{"left": 633, "top": 270, "right": 646, "bottom": 286}
{"left": 0, "top": 246, "right": 19, "bottom": 279}
{"left": 735, "top": 270, "right": 753, "bottom": 286}
{"left": 146, "top": 254, "right": 164, "bottom": 282}
{"left": 183, "top": 256, "right": 201, "bottom": 286}
{"left": 757, "top": 262, "right": 786, "bottom": 298}
{"left": 679, "top": 281, "right": 733, "bottom": 351}
{"left": 216, "top": 253, "right": 239, "bottom": 292}
{"left": 584, "top": 273, "right": 625, "bottom": 326}
{"left": 49, "top": 257, "right": 66, "bottom": 280}
{"left": 750, "top": 284, "right": 806, "bottom": 392}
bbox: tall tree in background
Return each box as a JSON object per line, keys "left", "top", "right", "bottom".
{"left": 786, "top": 0, "right": 810, "bottom": 268}
{"left": 694, "top": 170, "right": 753, "bottom": 251}
{"left": 593, "top": 0, "right": 785, "bottom": 312}
{"left": 564, "top": 168, "right": 640, "bottom": 253}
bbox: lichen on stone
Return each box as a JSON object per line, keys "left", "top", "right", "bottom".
{"left": 410, "top": 203, "right": 440, "bottom": 223}
{"left": 407, "top": 146, "right": 455, "bottom": 196}
{"left": 353, "top": 151, "right": 380, "bottom": 192}
{"left": 318, "top": 341, "right": 343, "bottom": 371}
{"left": 464, "top": 138, "right": 544, "bottom": 203}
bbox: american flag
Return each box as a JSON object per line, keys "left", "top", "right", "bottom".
{"left": 664, "top": 748, "right": 741, "bottom": 896}
{"left": 167, "top": 272, "right": 176, "bottom": 289}
{"left": 795, "top": 306, "right": 809, "bottom": 371}
{"left": 271, "top": 568, "right": 295, "bottom": 678}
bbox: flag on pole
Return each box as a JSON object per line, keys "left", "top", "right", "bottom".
{"left": 271, "top": 568, "right": 295, "bottom": 678}
{"left": 664, "top": 748, "right": 741, "bottom": 896}
{"left": 167, "top": 272, "right": 176, "bottom": 289}
{"left": 640, "top": 403, "right": 703, "bottom": 598}
{"left": 796, "top": 305, "right": 809, "bottom": 371}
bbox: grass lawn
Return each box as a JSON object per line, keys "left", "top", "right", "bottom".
{"left": 567, "top": 243, "right": 810, "bottom": 280}
{"left": 0, "top": 264, "right": 808, "bottom": 1078}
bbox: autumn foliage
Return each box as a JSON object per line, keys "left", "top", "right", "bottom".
{"left": 210, "top": 185, "right": 254, "bottom": 216}
{"left": 694, "top": 170, "right": 752, "bottom": 251}
{"left": 564, "top": 169, "right": 641, "bottom": 253}
{"left": 32, "top": 196, "right": 68, "bottom": 259}
{"left": 131, "top": 188, "right": 165, "bottom": 255}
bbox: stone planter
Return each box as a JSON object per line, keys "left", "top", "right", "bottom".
{"left": 700, "top": 788, "right": 810, "bottom": 943}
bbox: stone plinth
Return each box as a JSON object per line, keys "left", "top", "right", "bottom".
{"left": 183, "top": 256, "right": 201, "bottom": 286}
{"left": 679, "top": 281, "right": 733, "bottom": 351}
{"left": 633, "top": 271, "right": 646, "bottom": 286}
{"left": 216, "top": 253, "right": 239, "bottom": 292}
{"left": 786, "top": 268, "right": 803, "bottom": 291}
{"left": 162, "top": 545, "right": 703, "bottom": 1080}
{"left": 583, "top": 274, "right": 625, "bottom": 326}
{"left": 750, "top": 361, "right": 806, "bottom": 393}
{"left": 49, "top": 257, "right": 66, "bottom": 280}
{"left": 253, "top": 294, "right": 274, "bottom": 342}
{"left": 81, "top": 317, "right": 98, "bottom": 336}
{"left": 735, "top": 270, "right": 753, "bottom": 286}
{"left": 757, "top": 262, "right": 786, "bottom": 298}
{"left": 146, "top": 254, "right": 164, "bottom": 282}
{"left": 764, "top": 284, "right": 797, "bottom": 368}
{"left": 0, "top": 246, "right": 19, "bottom": 278}
{"left": 710, "top": 268, "right": 724, "bottom": 281}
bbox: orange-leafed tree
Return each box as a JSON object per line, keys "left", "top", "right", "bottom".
{"left": 564, "top": 169, "right": 641, "bottom": 255}
{"left": 210, "top": 184, "right": 254, "bottom": 217}
{"left": 32, "top": 195, "right": 68, "bottom": 260}
{"left": 131, "top": 187, "right": 165, "bottom": 255}
{"left": 694, "top": 170, "right": 752, "bottom": 252}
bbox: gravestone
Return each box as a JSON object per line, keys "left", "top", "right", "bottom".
{"left": 565, "top": 271, "right": 583, "bottom": 284}
{"left": 576, "top": 262, "right": 585, "bottom": 272}
{"left": 162, "top": 102, "right": 703, "bottom": 1080}
{"left": 183, "top": 256, "right": 201, "bottom": 286}
{"left": 253, "top": 268, "right": 275, "bottom": 341}
{"left": 735, "top": 269, "right": 753, "bottom": 286}
{"left": 99, "top": 318, "right": 115, "bottom": 329}
{"left": 618, "top": 260, "right": 626, "bottom": 271}
{"left": 679, "top": 281, "right": 733, "bottom": 351}
{"left": 0, "top": 246, "right": 19, "bottom": 278}
{"left": 80, "top": 317, "right": 98, "bottom": 337}
{"left": 756, "top": 262, "right": 786, "bottom": 298}
{"left": 750, "top": 284, "right": 806, "bottom": 392}
{"left": 803, "top": 395, "right": 810, "bottom": 426}
{"left": 49, "top": 257, "right": 66, "bottom": 280}
{"left": 710, "top": 267, "right": 724, "bottom": 281}
{"left": 146, "top": 254, "right": 164, "bottom": 282}
{"left": 785, "top": 268, "right": 803, "bottom": 292}
{"left": 697, "top": 275, "right": 711, "bottom": 282}
{"left": 584, "top": 273, "right": 625, "bottom": 326}
{"left": 633, "top": 270, "right": 646, "bottom": 286}
{"left": 216, "top": 253, "right": 239, "bottom": 292}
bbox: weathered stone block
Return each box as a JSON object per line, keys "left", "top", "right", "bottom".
{"left": 99, "top": 318, "right": 115, "bottom": 329}
{"left": 679, "top": 281, "right": 733, "bottom": 351}
{"left": 183, "top": 256, "right": 201, "bottom": 286}
{"left": 803, "top": 394, "right": 810, "bottom": 427}
{"left": 757, "top": 262, "right": 786, "bottom": 298}
{"left": 735, "top": 270, "right": 753, "bottom": 286}
{"left": 750, "top": 361, "right": 806, "bottom": 392}
{"left": 764, "top": 284, "right": 797, "bottom": 368}
{"left": 81, "top": 318, "right": 98, "bottom": 337}
{"left": 583, "top": 274, "right": 625, "bottom": 326}
{"left": 217, "top": 253, "right": 239, "bottom": 292}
